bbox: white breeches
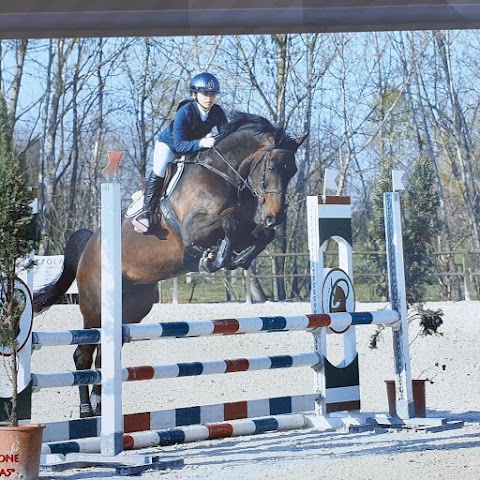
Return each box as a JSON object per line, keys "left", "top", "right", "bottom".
{"left": 152, "top": 141, "right": 176, "bottom": 177}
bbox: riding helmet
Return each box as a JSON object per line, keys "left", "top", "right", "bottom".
{"left": 189, "top": 72, "right": 221, "bottom": 95}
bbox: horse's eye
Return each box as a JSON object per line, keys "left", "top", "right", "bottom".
{"left": 271, "top": 163, "right": 288, "bottom": 173}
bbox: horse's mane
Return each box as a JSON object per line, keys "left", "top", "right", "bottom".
{"left": 218, "top": 111, "right": 295, "bottom": 148}
{"left": 222, "top": 111, "right": 276, "bottom": 137}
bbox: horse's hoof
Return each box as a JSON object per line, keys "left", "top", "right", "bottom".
{"left": 199, "top": 252, "right": 218, "bottom": 273}
{"left": 232, "top": 245, "right": 256, "bottom": 268}
{"left": 80, "top": 404, "right": 95, "bottom": 418}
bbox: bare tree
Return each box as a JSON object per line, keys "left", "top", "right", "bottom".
{"left": 433, "top": 31, "right": 480, "bottom": 249}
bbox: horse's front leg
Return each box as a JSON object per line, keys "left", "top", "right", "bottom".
{"left": 230, "top": 224, "right": 275, "bottom": 270}
{"left": 199, "top": 216, "right": 238, "bottom": 273}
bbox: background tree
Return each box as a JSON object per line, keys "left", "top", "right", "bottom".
{"left": 1, "top": 31, "right": 479, "bottom": 301}
{"left": 0, "top": 91, "right": 34, "bottom": 425}
{"left": 402, "top": 156, "right": 441, "bottom": 304}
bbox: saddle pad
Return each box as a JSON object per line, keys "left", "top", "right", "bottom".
{"left": 124, "top": 162, "right": 186, "bottom": 219}
{"left": 125, "top": 190, "right": 144, "bottom": 218}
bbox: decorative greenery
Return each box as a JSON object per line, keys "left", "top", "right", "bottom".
{"left": 417, "top": 361, "right": 447, "bottom": 384}
{"left": 369, "top": 303, "right": 444, "bottom": 353}
{"left": 0, "top": 91, "right": 35, "bottom": 426}
{"left": 412, "top": 304, "right": 444, "bottom": 338}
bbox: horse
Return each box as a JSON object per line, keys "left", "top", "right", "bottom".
{"left": 33, "top": 111, "right": 308, "bottom": 418}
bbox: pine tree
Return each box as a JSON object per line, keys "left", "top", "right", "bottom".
{"left": 366, "top": 160, "right": 392, "bottom": 300}
{"left": 402, "top": 156, "right": 441, "bottom": 304}
{"left": 0, "top": 91, "right": 34, "bottom": 426}
{"left": 368, "top": 158, "right": 442, "bottom": 349}
{"left": 368, "top": 157, "right": 440, "bottom": 305}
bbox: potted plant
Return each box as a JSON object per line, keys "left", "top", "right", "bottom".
{"left": 0, "top": 91, "right": 44, "bottom": 479}
{"left": 370, "top": 303, "right": 445, "bottom": 418}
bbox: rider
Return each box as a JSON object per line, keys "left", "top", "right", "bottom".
{"left": 133, "top": 72, "right": 228, "bottom": 233}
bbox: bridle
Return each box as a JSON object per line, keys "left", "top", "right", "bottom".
{"left": 190, "top": 142, "right": 293, "bottom": 198}
{"left": 248, "top": 144, "right": 294, "bottom": 196}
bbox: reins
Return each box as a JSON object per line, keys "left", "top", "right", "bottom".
{"left": 188, "top": 143, "right": 292, "bottom": 198}
{"left": 198, "top": 146, "right": 253, "bottom": 193}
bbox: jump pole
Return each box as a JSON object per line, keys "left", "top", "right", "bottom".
{"left": 5, "top": 166, "right": 455, "bottom": 466}
{"left": 36, "top": 168, "right": 453, "bottom": 459}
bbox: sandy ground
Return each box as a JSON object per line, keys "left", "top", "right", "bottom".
{"left": 32, "top": 301, "right": 480, "bottom": 480}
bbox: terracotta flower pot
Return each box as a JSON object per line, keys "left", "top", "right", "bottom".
{"left": 0, "top": 423, "right": 44, "bottom": 480}
{"left": 385, "top": 379, "right": 427, "bottom": 417}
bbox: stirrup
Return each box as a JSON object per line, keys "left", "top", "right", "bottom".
{"left": 132, "top": 212, "right": 150, "bottom": 233}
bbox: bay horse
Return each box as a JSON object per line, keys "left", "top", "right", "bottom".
{"left": 33, "top": 111, "right": 307, "bottom": 418}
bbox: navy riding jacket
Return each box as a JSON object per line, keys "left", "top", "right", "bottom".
{"left": 157, "top": 100, "right": 228, "bottom": 155}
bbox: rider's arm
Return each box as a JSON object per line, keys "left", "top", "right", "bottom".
{"left": 172, "top": 107, "right": 203, "bottom": 154}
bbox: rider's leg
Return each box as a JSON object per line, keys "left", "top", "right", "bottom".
{"left": 133, "top": 173, "right": 164, "bottom": 233}
{"left": 133, "top": 141, "right": 174, "bottom": 233}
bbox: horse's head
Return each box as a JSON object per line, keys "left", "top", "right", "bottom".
{"left": 215, "top": 112, "right": 308, "bottom": 229}
{"left": 249, "top": 133, "right": 308, "bottom": 228}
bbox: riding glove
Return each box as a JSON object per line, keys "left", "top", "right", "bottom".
{"left": 199, "top": 137, "right": 216, "bottom": 149}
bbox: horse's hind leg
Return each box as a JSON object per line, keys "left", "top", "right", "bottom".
{"left": 73, "top": 343, "right": 98, "bottom": 417}
{"left": 91, "top": 345, "right": 102, "bottom": 416}
{"left": 86, "top": 283, "right": 158, "bottom": 417}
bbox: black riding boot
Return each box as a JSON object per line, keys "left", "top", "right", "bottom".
{"left": 133, "top": 172, "right": 164, "bottom": 233}
{"left": 144, "top": 172, "right": 164, "bottom": 214}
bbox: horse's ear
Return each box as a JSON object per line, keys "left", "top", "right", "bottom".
{"left": 295, "top": 133, "right": 309, "bottom": 148}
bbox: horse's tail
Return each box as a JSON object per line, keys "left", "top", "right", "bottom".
{"left": 33, "top": 228, "right": 94, "bottom": 313}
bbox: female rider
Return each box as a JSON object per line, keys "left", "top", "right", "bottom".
{"left": 133, "top": 72, "right": 228, "bottom": 233}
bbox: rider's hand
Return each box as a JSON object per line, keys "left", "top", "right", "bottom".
{"left": 199, "top": 137, "right": 216, "bottom": 149}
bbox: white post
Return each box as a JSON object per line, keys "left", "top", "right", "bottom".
{"left": 384, "top": 190, "right": 415, "bottom": 419}
{"left": 158, "top": 281, "right": 163, "bottom": 304}
{"left": 462, "top": 253, "right": 471, "bottom": 301}
{"left": 306, "top": 196, "right": 326, "bottom": 416}
{"left": 245, "top": 269, "right": 252, "bottom": 304}
{"left": 172, "top": 277, "right": 179, "bottom": 304}
{"left": 337, "top": 238, "right": 356, "bottom": 364}
{"left": 100, "top": 155, "right": 123, "bottom": 456}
